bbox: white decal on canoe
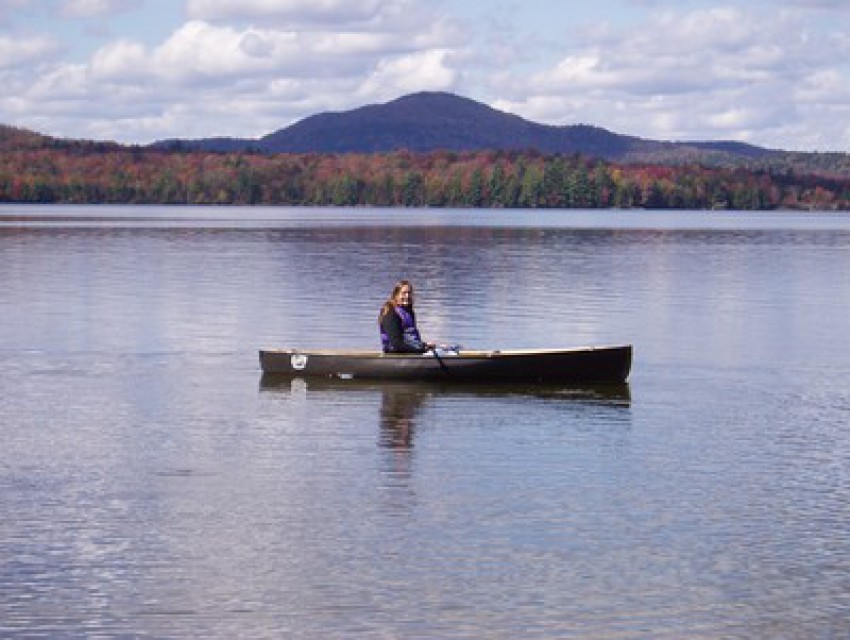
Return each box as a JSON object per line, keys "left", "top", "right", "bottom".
{"left": 290, "top": 354, "right": 308, "bottom": 370}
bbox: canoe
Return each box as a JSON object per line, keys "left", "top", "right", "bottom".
{"left": 258, "top": 344, "right": 632, "bottom": 384}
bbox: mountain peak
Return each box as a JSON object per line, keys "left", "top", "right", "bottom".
{"left": 260, "top": 91, "right": 567, "bottom": 154}
{"left": 151, "top": 91, "right": 772, "bottom": 163}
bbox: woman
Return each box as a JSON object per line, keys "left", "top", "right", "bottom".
{"left": 378, "top": 280, "right": 433, "bottom": 353}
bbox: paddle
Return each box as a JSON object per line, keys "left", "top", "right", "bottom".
{"left": 429, "top": 343, "right": 460, "bottom": 375}
{"left": 429, "top": 345, "right": 448, "bottom": 374}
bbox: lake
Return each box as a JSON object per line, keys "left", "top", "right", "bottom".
{"left": 1, "top": 205, "right": 849, "bottom": 638}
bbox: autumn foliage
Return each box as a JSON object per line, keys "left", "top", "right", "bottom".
{"left": 1, "top": 132, "right": 848, "bottom": 209}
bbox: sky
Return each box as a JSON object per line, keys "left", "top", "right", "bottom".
{"left": 1, "top": 0, "right": 849, "bottom": 151}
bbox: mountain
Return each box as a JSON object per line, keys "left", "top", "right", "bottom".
{"left": 152, "top": 136, "right": 263, "bottom": 153}
{"left": 259, "top": 92, "right": 645, "bottom": 156}
{"left": 258, "top": 92, "right": 775, "bottom": 161}
{"left": 0, "top": 123, "right": 122, "bottom": 153}
{"left": 153, "top": 92, "right": 774, "bottom": 163}
{"left": 6, "top": 93, "right": 847, "bottom": 175}
{"left": 0, "top": 124, "right": 125, "bottom": 153}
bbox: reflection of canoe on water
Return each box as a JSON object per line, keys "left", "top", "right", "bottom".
{"left": 259, "top": 375, "right": 631, "bottom": 404}
{"left": 259, "top": 344, "right": 632, "bottom": 384}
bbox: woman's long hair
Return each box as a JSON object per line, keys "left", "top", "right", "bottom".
{"left": 378, "top": 280, "right": 414, "bottom": 323}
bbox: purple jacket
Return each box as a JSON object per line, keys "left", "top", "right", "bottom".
{"left": 380, "top": 305, "right": 427, "bottom": 353}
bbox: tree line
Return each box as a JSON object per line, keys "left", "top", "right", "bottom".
{"left": 1, "top": 144, "right": 848, "bottom": 209}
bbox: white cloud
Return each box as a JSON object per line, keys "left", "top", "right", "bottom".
{"left": 784, "top": 0, "right": 847, "bottom": 8}
{"left": 0, "top": 0, "right": 468, "bottom": 143}
{"left": 186, "top": 0, "right": 384, "bottom": 25}
{"left": 30, "top": 65, "right": 91, "bottom": 105}
{"left": 86, "top": 20, "right": 427, "bottom": 87}
{"left": 0, "top": 33, "right": 61, "bottom": 69}
{"left": 493, "top": 5, "right": 850, "bottom": 150}
{"left": 0, "top": 0, "right": 38, "bottom": 22}
{"left": 357, "top": 49, "right": 457, "bottom": 101}
{"left": 796, "top": 69, "right": 850, "bottom": 105}
{"left": 238, "top": 31, "right": 274, "bottom": 58}
{"left": 60, "top": 0, "right": 136, "bottom": 18}
{"left": 90, "top": 38, "right": 149, "bottom": 79}
{"left": 0, "top": 0, "right": 136, "bottom": 20}
{"left": 150, "top": 21, "right": 266, "bottom": 82}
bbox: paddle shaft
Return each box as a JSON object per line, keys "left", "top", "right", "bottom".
{"left": 430, "top": 347, "right": 451, "bottom": 376}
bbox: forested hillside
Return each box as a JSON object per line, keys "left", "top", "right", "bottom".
{"left": 1, "top": 137, "right": 847, "bottom": 209}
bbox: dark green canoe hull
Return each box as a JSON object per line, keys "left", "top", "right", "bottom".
{"left": 259, "top": 345, "right": 632, "bottom": 384}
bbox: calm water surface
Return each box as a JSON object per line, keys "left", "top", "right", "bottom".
{"left": 1, "top": 205, "right": 849, "bottom": 638}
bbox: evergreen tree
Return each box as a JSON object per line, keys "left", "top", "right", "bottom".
{"left": 401, "top": 171, "right": 424, "bottom": 206}
{"left": 543, "top": 157, "right": 566, "bottom": 207}
{"left": 569, "top": 163, "right": 591, "bottom": 207}
{"left": 519, "top": 163, "right": 544, "bottom": 207}
{"left": 488, "top": 164, "right": 507, "bottom": 207}
{"left": 467, "top": 167, "right": 485, "bottom": 207}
